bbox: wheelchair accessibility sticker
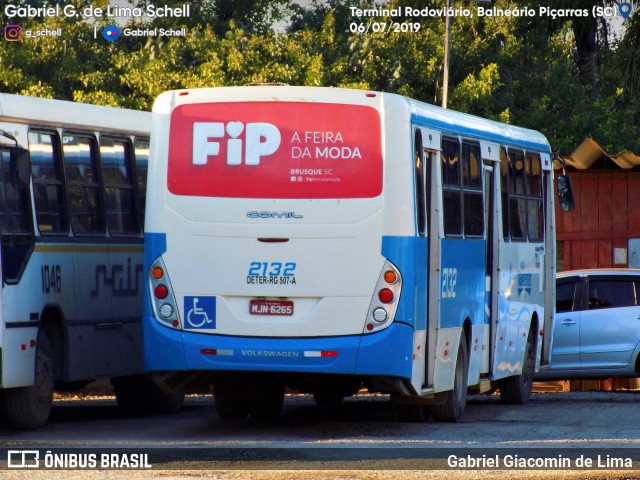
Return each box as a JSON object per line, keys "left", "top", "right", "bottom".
{"left": 184, "top": 296, "right": 216, "bottom": 329}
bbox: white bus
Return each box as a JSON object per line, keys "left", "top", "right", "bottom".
{"left": 144, "top": 86, "right": 571, "bottom": 421}
{"left": 0, "top": 94, "right": 180, "bottom": 429}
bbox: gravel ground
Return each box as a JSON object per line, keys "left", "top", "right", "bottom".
{"left": 4, "top": 389, "right": 640, "bottom": 479}
{"left": 2, "top": 469, "right": 640, "bottom": 480}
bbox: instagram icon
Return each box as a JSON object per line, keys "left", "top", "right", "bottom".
{"left": 4, "top": 25, "right": 22, "bottom": 41}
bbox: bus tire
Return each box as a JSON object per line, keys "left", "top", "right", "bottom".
{"left": 499, "top": 328, "right": 535, "bottom": 405}
{"left": 3, "top": 332, "right": 54, "bottom": 429}
{"left": 397, "top": 404, "right": 431, "bottom": 422}
{"left": 432, "top": 335, "right": 468, "bottom": 422}
{"left": 248, "top": 383, "right": 285, "bottom": 420}
{"left": 313, "top": 392, "right": 346, "bottom": 406}
{"left": 215, "top": 397, "right": 249, "bottom": 419}
{"left": 214, "top": 384, "right": 249, "bottom": 420}
{"left": 113, "top": 375, "right": 184, "bottom": 415}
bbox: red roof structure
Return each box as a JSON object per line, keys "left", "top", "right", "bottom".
{"left": 554, "top": 137, "right": 640, "bottom": 271}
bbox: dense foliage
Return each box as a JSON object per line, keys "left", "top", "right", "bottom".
{"left": 0, "top": 0, "right": 638, "bottom": 154}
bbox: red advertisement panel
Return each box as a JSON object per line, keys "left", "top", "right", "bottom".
{"left": 167, "top": 102, "right": 382, "bottom": 198}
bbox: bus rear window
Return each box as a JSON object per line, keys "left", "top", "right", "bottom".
{"left": 167, "top": 102, "right": 383, "bottom": 199}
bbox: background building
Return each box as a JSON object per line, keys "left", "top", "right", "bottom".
{"left": 555, "top": 137, "right": 640, "bottom": 272}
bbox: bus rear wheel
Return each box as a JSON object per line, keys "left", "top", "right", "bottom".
{"left": 499, "top": 328, "right": 536, "bottom": 404}
{"left": 397, "top": 403, "right": 431, "bottom": 422}
{"left": 3, "top": 332, "right": 54, "bottom": 429}
{"left": 214, "top": 383, "right": 249, "bottom": 419}
{"left": 313, "top": 392, "right": 346, "bottom": 406}
{"left": 248, "top": 383, "right": 285, "bottom": 420}
{"left": 113, "top": 375, "right": 184, "bottom": 415}
{"left": 214, "top": 377, "right": 284, "bottom": 420}
{"left": 215, "top": 397, "right": 250, "bottom": 419}
{"left": 432, "top": 335, "right": 468, "bottom": 422}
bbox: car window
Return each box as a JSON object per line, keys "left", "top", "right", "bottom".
{"left": 556, "top": 280, "right": 578, "bottom": 312}
{"left": 588, "top": 280, "right": 637, "bottom": 310}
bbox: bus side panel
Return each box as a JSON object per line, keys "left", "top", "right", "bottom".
{"left": 433, "top": 239, "right": 486, "bottom": 392}
{"left": 492, "top": 243, "right": 544, "bottom": 380}
{"left": 354, "top": 322, "right": 414, "bottom": 378}
{"left": 469, "top": 323, "right": 491, "bottom": 382}
{"left": 68, "top": 248, "right": 107, "bottom": 380}
{"left": 143, "top": 318, "right": 187, "bottom": 371}
{"left": 380, "top": 235, "right": 428, "bottom": 330}
{"left": 380, "top": 235, "right": 427, "bottom": 390}
{"left": 493, "top": 275, "right": 532, "bottom": 380}
{"left": 433, "top": 327, "right": 463, "bottom": 393}
{"left": 105, "top": 247, "right": 145, "bottom": 375}
{"left": 143, "top": 232, "right": 190, "bottom": 371}
{"left": 2, "top": 327, "right": 38, "bottom": 388}
{"left": 2, "top": 246, "right": 69, "bottom": 388}
{"left": 438, "top": 239, "right": 486, "bottom": 328}
{"left": 66, "top": 245, "right": 144, "bottom": 380}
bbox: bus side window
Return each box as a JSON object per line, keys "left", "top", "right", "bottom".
{"left": 442, "top": 138, "right": 483, "bottom": 238}
{"left": 500, "top": 147, "right": 509, "bottom": 240}
{"left": 442, "top": 137, "right": 462, "bottom": 236}
{"left": 63, "top": 133, "right": 104, "bottom": 235}
{"left": 134, "top": 137, "right": 149, "bottom": 229}
{"left": 508, "top": 149, "right": 527, "bottom": 240}
{"left": 414, "top": 130, "right": 426, "bottom": 237}
{"left": 0, "top": 148, "right": 31, "bottom": 235}
{"left": 500, "top": 147, "right": 544, "bottom": 243}
{"left": 526, "top": 154, "right": 543, "bottom": 241}
{"left": 462, "top": 141, "right": 483, "bottom": 237}
{"left": 100, "top": 137, "right": 139, "bottom": 236}
{"left": 29, "top": 130, "right": 69, "bottom": 235}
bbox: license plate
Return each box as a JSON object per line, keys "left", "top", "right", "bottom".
{"left": 249, "top": 299, "right": 294, "bottom": 316}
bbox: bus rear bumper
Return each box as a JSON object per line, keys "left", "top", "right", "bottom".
{"left": 143, "top": 317, "right": 414, "bottom": 379}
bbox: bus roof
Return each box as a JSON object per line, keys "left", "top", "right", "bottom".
{"left": 0, "top": 93, "right": 150, "bottom": 136}
{"left": 154, "top": 85, "right": 550, "bottom": 152}
{"left": 408, "top": 99, "right": 550, "bottom": 153}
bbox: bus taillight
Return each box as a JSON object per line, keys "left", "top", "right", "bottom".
{"left": 152, "top": 266, "right": 164, "bottom": 280}
{"left": 365, "top": 261, "right": 402, "bottom": 334}
{"left": 384, "top": 270, "right": 398, "bottom": 284}
{"left": 378, "top": 288, "right": 394, "bottom": 304}
{"left": 372, "top": 308, "right": 388, "bottom": 322}
{"left": 148, "top": 257, "right": 181, "bottom": 330}
{"left": 154, "top": 285, "right": 168, "bottom": 299}
{"left": 159, "top": 304, "right": 174, "bottom": 318}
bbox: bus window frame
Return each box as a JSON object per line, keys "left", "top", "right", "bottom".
{"left": 501, "top": 147, "right": 544, "bottom": 243}
{"left": 28, "top": 127, "right": 70, "bottom": 236}
{"left": 62, "top": 130, "right": 106, "bottom": 237}
{"left": 99, "top": 135, "right": 141, "bottom": 238}
{"left": 441, "top": 136, "right": 484, "bottom": 239}
{"left": 133, "top": 136, "right": 150, "bottom": 230}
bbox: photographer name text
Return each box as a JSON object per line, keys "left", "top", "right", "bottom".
{"left": 448, "top": 454, "right": 633, "bottom": 469}
{"left": 4, "top": 3, "right": 189, "bottom": 19}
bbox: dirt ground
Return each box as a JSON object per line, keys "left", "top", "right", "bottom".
{"left": 3, "top": 469, "right": 640, "bottom": 480}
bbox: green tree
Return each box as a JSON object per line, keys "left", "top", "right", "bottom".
{"left": 618, "top": 11, "right": 640, "bottom": 97}
{"left": 552, "top": 0, "right": 639, "bottom": 85}
{"left": 0, "top": 0, "right": 637, "bottom": 153}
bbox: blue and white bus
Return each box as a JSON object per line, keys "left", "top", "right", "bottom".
{"left": 0, "top": 94, "right": 181, "bottom": 429}
{"left": 144, "top": 86, "right": 567, "bottom": 421}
